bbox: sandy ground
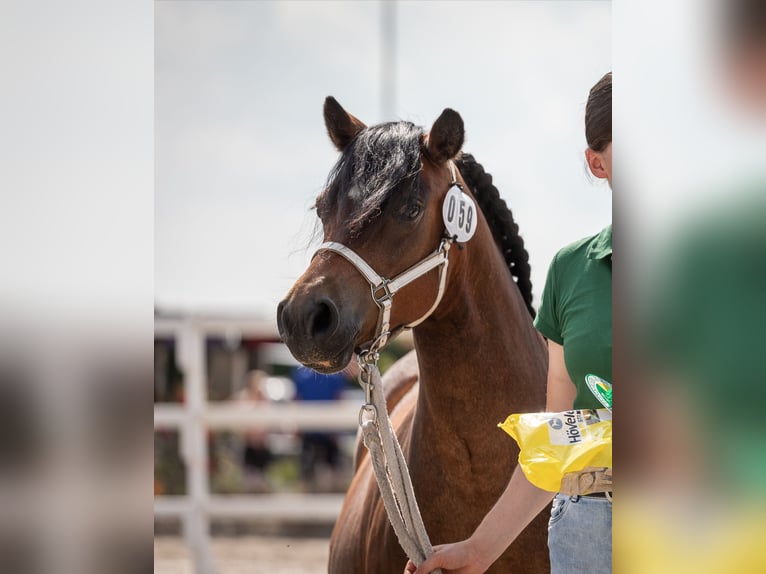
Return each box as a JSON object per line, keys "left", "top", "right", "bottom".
{"left": 154, "top": 536, "right": 330, "bottom": 574}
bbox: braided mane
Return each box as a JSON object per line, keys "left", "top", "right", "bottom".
{"left": 456, "top": 153, "right": 536, "bottom": 319}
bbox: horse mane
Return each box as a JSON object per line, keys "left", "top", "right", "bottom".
{"left": 317, "top": 122, "right": 424, "bottom": 237}
{"left": 456, "top": 153, "right": 536, "bottom": 319}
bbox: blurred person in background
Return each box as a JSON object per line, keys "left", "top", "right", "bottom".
{"left": 407, "top": 71, "right": 613, "bottom": 574}
{"left": 236, "top": 370, "right": 274, "bottom": 492}
{"left": 291, "top": 365, "right": 349, "bottom": 491}
{"left": 616, "top": 1, "right": 766, "bottom": 572}
{"left": 722, "top": 0, "right": 766, "bottom": 116}
{"left": 632, "top": 0, "right": 766, "bottom": 508}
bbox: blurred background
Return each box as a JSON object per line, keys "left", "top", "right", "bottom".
{"left": 617, "top": 0, "right": 766, "bottom": 573}
{"left": 155, "top": 0, "right": 613, "bottom": 315}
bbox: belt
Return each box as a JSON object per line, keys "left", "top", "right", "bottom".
{"left": 560, "top": 467, "right": 612, "bottom": 497}
{"left": 582, "top": 491, "right": 611, "bottom": 498}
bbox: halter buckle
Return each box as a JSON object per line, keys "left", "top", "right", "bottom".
{"left": 371, "top": 279, "right": 394, "bottom": 305}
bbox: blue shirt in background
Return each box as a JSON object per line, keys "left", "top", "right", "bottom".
{"left": 291, "top": 366, "right": 348, "bottom": 401}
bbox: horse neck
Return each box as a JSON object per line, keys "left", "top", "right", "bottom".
{"left": 411, "top": 226, "right": 547, "bottom": 447}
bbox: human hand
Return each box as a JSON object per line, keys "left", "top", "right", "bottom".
{"left": 403, "top": 539, "right": 488, "bottom": 574}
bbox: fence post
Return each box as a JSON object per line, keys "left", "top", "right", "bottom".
{"left": 178, "top": 320, "right": 216, "bottom": 574}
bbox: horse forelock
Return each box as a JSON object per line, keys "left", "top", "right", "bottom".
{"left": 316, "top": 121, "right": 424, "bottom": 236}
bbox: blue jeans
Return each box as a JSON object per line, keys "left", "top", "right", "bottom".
{"left": 548, "top": 493, "right": 612, "bottom": 574}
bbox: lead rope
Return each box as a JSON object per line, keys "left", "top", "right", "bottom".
{"left": 357, "top": 355, "right": 442, "bottom": 574}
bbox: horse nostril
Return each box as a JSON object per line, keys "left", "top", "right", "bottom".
{"left": 310, "top": 299, "right": 338, "bottom": 338}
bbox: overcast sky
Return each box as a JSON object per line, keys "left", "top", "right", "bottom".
{"left": 155, "top": 1, "right": 612, "bottom": 319}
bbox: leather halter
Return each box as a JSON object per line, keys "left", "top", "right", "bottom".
{"left": 313, "top": 161, "right": 463, "bottom": 358}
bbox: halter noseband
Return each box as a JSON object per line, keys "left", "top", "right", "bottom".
{"left": 313, "top": 161, "right": 462, "bottom": 359}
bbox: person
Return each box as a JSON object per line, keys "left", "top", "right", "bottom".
{"left": 291, "top": 365, "right": 349, "bottom": 489}
{"left": 237, "top": 370, "right": 274, "bottom": 492}
{"left": 619, "top": 3, "right": 766, "bottom": 567}
{"left": 406, "top": 72, "right": 613, "bottom": 574}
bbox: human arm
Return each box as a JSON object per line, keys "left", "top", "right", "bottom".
{"left": 545, "top": 340, "right": 577, "bottom": 412}
{"left": 405, "top": 340, "right": 575, "bottom": 574}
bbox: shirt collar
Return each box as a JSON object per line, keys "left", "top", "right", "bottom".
{"left": 586, "top": 224, "right": 612, "bottom": 260}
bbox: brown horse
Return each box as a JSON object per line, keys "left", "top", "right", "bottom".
{"left": 277, "top": 98, "right": 549, "bottom": 573}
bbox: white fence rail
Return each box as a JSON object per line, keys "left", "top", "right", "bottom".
{"left": 154, "top": 494, "right": 347, "bottom": 522}
{"left": 154, "top": 317, "right": 359, "bottom": 574}
{"left": 155, "top": 402, "right": 360, "bottom": 432}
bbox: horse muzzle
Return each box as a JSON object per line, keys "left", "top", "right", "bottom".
{"left": 277, "top": 295, "right": 358, "bottom": 373}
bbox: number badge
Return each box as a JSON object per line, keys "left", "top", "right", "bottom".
{"left": 442, "top": 185, "right": 477, "bottom": 243}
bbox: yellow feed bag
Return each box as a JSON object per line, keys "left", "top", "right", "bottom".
{"left": 498, "top": 409, "right": 612, "bottom": 492}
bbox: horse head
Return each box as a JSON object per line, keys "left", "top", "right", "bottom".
{"left": 277, "top": 97, "right": 472, "bottom": 373}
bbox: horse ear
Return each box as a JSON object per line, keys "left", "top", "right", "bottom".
{"left": 425, "top": 108, "right": 464, "bottom": 164}
{"left": 324, "top": 96, "right": 366, "bottom": 152}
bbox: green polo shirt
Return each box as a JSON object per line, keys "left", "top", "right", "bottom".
{"left": 534, "top": 225, "right": 612, "bottom": 410}
{"left": 645, "top": 188, "right": 766, "bottom": 492}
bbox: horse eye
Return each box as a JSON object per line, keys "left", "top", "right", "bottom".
{"left": 404, "top": 204, "right": 422, "bottom": 220}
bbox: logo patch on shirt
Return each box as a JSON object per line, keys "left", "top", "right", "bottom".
{"left": 585, "top": 374, "right": 612, "bottom": 411}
